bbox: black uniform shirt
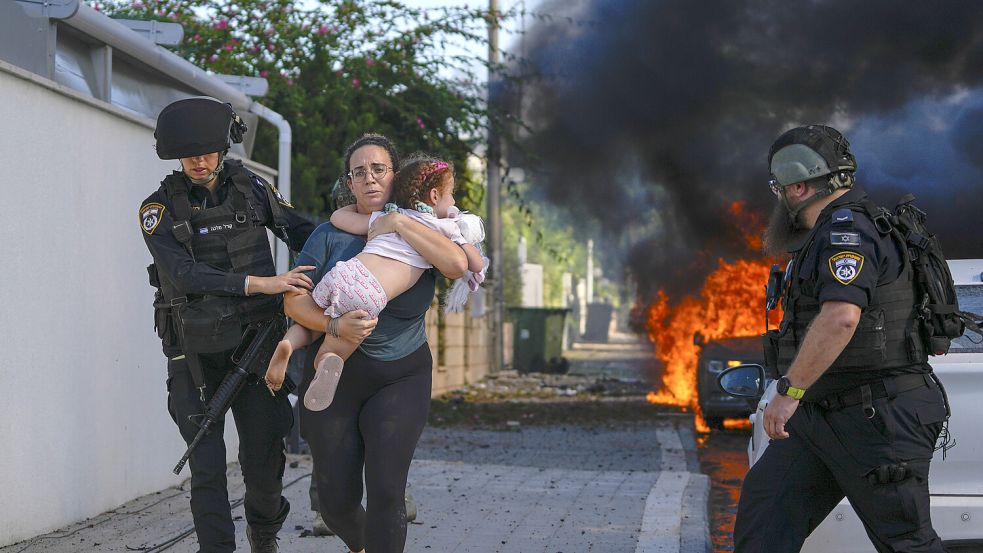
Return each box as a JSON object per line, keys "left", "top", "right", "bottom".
{"left": 796, "top": 186, "right": 903, "bottom": 310}
{"left": 139, "top": 166, "right": 316, "bottom": 297}
{"left": 792, "top": 186, "right": 923, "bottom": 398}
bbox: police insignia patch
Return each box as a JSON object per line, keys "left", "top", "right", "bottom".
{"left": 829, "top": 251, "right": 864, "bottom": 285}
{"left": 271, "top": 184, "right": 293, "bottom": 208}
{"left": 140, "top": 203, "right": 165, "bottom": 235}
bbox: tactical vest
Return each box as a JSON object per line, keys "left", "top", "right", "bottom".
{"left": 153, "top": 160, "right": 282, "bottom": 354}
{"left": 771, "top": 202, "right": 927, "bottom": 376}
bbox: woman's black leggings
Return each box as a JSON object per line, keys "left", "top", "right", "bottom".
{"left": 300, "top": 341, "right": 432, "bottom": 553}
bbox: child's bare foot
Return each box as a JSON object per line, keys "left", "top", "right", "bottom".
{"left": 304, "top": 353, "right": 344, "bottom": 411}
{"left": 264, "top": 339, "right": 293, "bottom": 393}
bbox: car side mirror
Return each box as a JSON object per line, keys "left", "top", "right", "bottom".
{"left": 717, "top": 364, "right": 766, "bottom": 399}
{"left": 693, "top": 331, "right": 705, "bottom": 347}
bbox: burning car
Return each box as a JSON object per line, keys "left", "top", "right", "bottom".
{"left": 720, "top": 259, "right": 983, "bottom": 551}
{"left": 694, "top": 333, "right": 763, "bottom": 430}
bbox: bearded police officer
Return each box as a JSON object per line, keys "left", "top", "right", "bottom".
{"left": 140, "top": 97, "right": 316, "bottom": 553}
{"left": 734, "top": 125, "right": 948, "bottom": 552}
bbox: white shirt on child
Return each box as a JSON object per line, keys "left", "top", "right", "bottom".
{"left": 361, "top": 208, "right": 468, "bottom": 269}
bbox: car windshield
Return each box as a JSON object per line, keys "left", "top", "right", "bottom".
{"left": 950, "top": 284, "right": 983, "bottom": 353}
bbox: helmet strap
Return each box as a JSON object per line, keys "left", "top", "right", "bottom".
{"left": 781, "top": 179, "right": 837, "bottom": 224}
{"left": 185, "top": 151, "right": 227, "bottom": 186}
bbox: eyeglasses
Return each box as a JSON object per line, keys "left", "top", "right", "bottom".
{"left": 349, "top": 163, "right": 392, "bottom": 183}
{"left": 768, "top": 178, "right": 784, "bottom": 198}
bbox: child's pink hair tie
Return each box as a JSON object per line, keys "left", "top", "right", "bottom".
{"left": 420, "top": 160, "right": 450, "bottom": 182}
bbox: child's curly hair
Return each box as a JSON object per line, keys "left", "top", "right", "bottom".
{"left": 393, "top": 154, "right": 454, "bottom": 209}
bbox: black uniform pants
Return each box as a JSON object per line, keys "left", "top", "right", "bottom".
{"left": 300, "top": 342, "right": 432, "bottom": 553}
{"left": 167, "top": 350, "right": 293, "bottom": 553}
{"left": 734, "top": 378, "right": 948, "bottom": 553}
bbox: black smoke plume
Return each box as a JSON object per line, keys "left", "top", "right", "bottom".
{"left": 511, "top": 0, "right": 983, "bottom": 300}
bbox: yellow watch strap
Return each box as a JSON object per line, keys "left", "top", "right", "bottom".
{"left": 786, "top": 384, "right": 806, "bottom": 400}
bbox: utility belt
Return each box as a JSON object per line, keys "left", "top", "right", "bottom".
{"left": 149, "top": 264, "right": 279, "bottom": 353}
{"left": 148, "top": 263, "right": 281, "bottom": 396}
{"left": 813, "top": 372, "right": 935, "bottom": 414}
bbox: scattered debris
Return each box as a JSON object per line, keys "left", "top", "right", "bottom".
{"left": 430, "top": 359, "right": 680, "bottom": 429}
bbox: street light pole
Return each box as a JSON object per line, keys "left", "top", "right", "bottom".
{"left": 487, "top": 0, "right": 504, "bottom": 373}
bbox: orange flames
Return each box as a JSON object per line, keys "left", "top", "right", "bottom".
{"left": 728, "top": 201, "right": 764, "bottom": 252}
{"left": 644, "top": 201, "right": 781, "bottom": 431}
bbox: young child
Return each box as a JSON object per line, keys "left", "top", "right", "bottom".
{"left": 265, "top": 157, "right": 486, "bottom": 411}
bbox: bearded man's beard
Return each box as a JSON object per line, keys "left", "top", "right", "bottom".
{"left": 762, "top": 201, "right": 809, "bottom": 257}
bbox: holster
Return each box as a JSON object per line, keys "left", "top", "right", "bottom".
{"left": 762, "top": 329, "right": 780, "bottom": 378}
{"left": 148, "top": 264, "right": 177, "bottom": 347}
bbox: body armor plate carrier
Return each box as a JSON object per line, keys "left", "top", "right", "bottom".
{"left": 150, "top": 160, "right": 283, "bottom": 356}
{"left": 765, "top": 200, "right": 928, "bottom": 376}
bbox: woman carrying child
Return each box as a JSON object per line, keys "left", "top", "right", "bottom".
{"left": 266, "top": 155, "right": 485, "bottom": 409}
{"left": 280, "top": 135, "right": 473, "bottom": 553}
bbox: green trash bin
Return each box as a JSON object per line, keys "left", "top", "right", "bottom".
{"left": 509, "top": 307, "right": 569, "bottom": 374}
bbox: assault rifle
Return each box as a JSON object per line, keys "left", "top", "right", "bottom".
{"left": 173, "top": 316, "right": 289, "bottom": 475}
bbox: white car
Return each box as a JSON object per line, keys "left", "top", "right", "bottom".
{"left": 720, "top": 259, "right": 983, "bottom": 552}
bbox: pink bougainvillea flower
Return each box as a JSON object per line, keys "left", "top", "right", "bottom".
{"left": 352, "top": 79, "right": 360, "bottom": 89}
{"left": 260, "top": 70, "right": 269, "bottom": 78}
{"left": 366, "top": 58, "right": 375, "bottom": 67}
{"left": 318, "top": 25, "right": 329, "bottom": 35}
{"left": 417, "top": 117, "right": 426, "bottom": 129}
{"left": 214, "top": 19, "right": 228, "bottom": 30}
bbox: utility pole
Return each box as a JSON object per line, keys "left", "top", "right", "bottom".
{"left": 586, "top": 239, "right": 594, "bottom": 303}
{"left": 487, "top": 0, "right": 504, "bottom": 373}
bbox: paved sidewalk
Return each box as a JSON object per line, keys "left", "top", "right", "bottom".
{"left": 1, "top": 422, "right": 708, "bottom": 553}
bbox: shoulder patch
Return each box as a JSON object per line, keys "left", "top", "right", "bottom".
{"left": 828, "top": 251, "right": 864, "bottom": 285}
{"left": 831, "top": 208, "right": 854, "bottom": 226}
{"left": 269, "top": 182, "right": 293, "bottom": 208}
{"left": 140, "top": 203, "right": 165, "bottom": 235}
{"left": 830, "top": 231, "right": 861, "bottom": 247}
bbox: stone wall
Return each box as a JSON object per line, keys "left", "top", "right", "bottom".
{"left": 426, "top": 301, "right": 493, "bottom": 396}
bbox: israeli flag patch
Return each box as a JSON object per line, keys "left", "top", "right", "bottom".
{"left": 831, "top": 231, "right": 861, "bottom": 247}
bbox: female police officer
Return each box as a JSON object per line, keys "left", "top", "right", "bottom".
{"left": 139, "top": 97, "right": 315, "bottom": 553}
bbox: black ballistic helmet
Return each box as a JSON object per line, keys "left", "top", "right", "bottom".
{"left": 154, "top": 97, "right": 247, "bottom": 160}
{"left": 768, "top": 125, "right": 857, "bottom": 188}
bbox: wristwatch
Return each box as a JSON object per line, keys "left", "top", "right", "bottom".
{"left": 776, "top": 376, "right": 806, "bottom": 400}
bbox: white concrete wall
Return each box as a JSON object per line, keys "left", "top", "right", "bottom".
{"left": 0, "top": 61, "right": 245, "bottom": 546}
